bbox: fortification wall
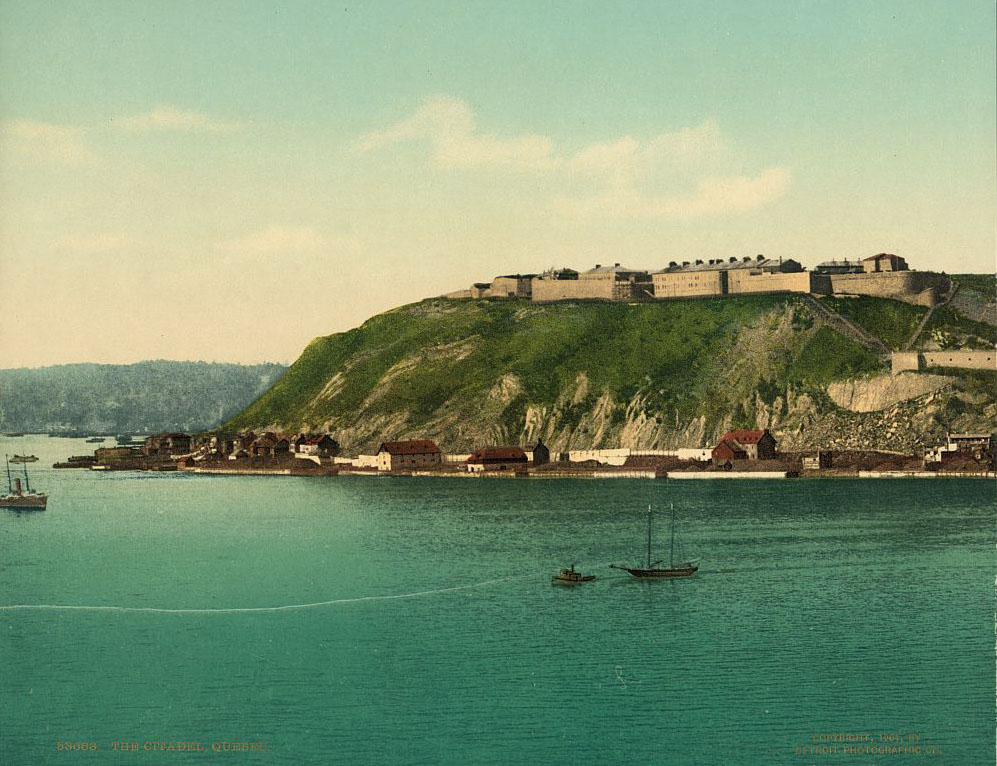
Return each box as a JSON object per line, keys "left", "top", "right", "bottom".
{"left": 652, "top": 271, "right": 725, "bottom": 299}
{"left": 727, "top": 270, "right": 810, "bottom": 295}
{"left": 827, "top": 271, "right": 948, "bottom": 307}
{"left": 921, "top": 350, "right": 996, "bottom": 370}
{"left": 531, "top": 278, "right": 614, "bottom": 302}
{"left": 891, "top": 350, "right": 996, "bottom": 374}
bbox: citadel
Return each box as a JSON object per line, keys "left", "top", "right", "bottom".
{"left": 446, "top": 252, "right": 949, "bottom": 308}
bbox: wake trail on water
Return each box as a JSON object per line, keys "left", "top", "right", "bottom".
{"left": 0, "top": 574, "right": 536, "bottom": 615}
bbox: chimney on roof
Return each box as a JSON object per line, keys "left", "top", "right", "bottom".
{"left": 682, "top": 261, "right": 690, "bottom": 266}
{"left": 728, "top": 257, "right": 737, "bottom": 263}
{"left": 756, "top": 254, "right": 764, "bottom": 261}
{"left": 743, "top": 256, "right": 751, "bottom": 262}
{"left": 695, "top": 259, "right": 703, "bottom": 265}
{"left": 614, "top": 262, "right": 620, "bottom": 267}
{"left": 594, "top": 264, "right": 601, "bottom": 269}
{"left": 669, "top": 261, "right": 677, "bottom": 267}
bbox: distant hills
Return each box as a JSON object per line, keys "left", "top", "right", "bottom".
{"left": 226, "top": 275, "right": 996, "bottom": 455}
{"left": 0, "top": 361, "right": 286, "bottom": 435}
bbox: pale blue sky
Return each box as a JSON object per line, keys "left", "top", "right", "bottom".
{"left": 1, "top": 1, "right": 994, "bottom": 366}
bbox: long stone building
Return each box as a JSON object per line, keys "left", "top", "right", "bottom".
{"left": 532, "top": 264, "right": 653, "bottom": 302}
{"left": 652, "top": 256, "right": 807, "bottom": 299}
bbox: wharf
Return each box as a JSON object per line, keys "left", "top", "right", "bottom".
{"left": 669, "top": 471, "right": 790, "bottom": 479}
{"left": 857, "top": 470, "right": 996, "bottom": 479}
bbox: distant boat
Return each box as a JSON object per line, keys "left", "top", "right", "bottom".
{"left": 551, "top": 564, "right": 596, "bottom": 586}
{"left": 611, "top": 504, "right": 698, "bottom": 579}
{"left": 115, "top": 434, "right": 137, "bottom": 445}
{"left": 1, "top": 454, "right": 47, "bottom": 510}
{"left": 9, "top": 454, "right": 38, "bottom": 463}
{"left": 85, "top": 437, "right": 106, "bottom": 443}
{"left": 4, "top": 433, "right": 25, "bottom": 437}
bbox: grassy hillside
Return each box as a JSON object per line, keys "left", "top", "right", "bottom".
{"left": 228, "top": 295, "right": 894, "bottom": 451}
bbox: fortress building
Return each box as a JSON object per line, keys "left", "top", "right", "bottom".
{"left": 532, "top": 264, "right": 652, "bottom": 302}
{"left": 652, "top": 256, "right": 807, "bottom": 299}
{"left": 450, "top": 253, "right": 948, "bottom": 308}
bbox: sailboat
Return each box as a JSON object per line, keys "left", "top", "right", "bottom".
{"left": 611, "top": 504, "right": 697, "bottom": 578}
{"left": 1, "top": 454, "right": 47, "bottom": 509}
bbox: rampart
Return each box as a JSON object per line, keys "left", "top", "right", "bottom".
{"left": 532, "top": 278, "right": 615, "bottom": 302}
{"left": 891, "top": 350, "right": 996, "bottom": 374}
{"left": 726, "top": 270, "right": 811, "bottom": 295}
{"left": 821, "top": 271, "right": 948, "bottom": 307}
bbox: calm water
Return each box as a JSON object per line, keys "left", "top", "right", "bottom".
{"left": 1, "top": 436, "right": 994, "bottom": 765}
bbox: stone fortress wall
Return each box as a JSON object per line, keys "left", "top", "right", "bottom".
{"left": 892, "top": 350, "right": 997, "bottom": 374}
{"left": 813, "top": 271, "right": 949, "bottom": 307}
{"left": 727, "top": 269, "right": 812, "bottom": 296}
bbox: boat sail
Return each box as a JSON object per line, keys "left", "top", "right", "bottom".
{"left": 611, "top": 504, "right": 697, "bottom": 578}
{"left": 1, "top": 454, "right": 47, "bottom": 510}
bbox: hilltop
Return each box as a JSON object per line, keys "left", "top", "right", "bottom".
{"left": 228, "top": 280, "right": 996, "bottom": 455}
{"left": 0, "top": 361, "right": 287, "bottom": 435}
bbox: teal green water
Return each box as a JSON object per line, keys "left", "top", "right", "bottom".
{"left": 1, "top": 437, "right": 994, "bottom": 765}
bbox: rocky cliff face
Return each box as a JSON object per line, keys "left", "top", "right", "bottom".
{"left": 228, "top": 293, "right": 996, "bottom": 454}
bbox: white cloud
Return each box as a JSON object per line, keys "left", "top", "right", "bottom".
{"left": 354, "top": 103, "right": 788, "bottom": 217}
{"left": 561, "top": 121, "right": 788, "bottom": 218}
{"left": 557, "top": 167, "right": 791, "bottom": 220}
{"left": 353, "top": 97, "right": 556, "bottom": 171}
{"left": 116, "top": 105, "right": 243, "bottom": 133}
{"left": 2, "top": 120, "right": 96, "bottom": 165}
{"left": 568, "top": 120, "right": 727, "bottom": 181}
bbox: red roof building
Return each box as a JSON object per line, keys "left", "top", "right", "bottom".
{"left": 712, "top": 440, "right": 748, "bottom": 463}
{"left": 712, "top": 429, "right": 777, "bottom": 463}
{"left": 376, "top": 439, "right": 442, "bottom": 471}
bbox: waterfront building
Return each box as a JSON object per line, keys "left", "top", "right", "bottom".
{"left": 802, "top": 451, "right": 833, "bottom": 470}
{"left": 376, "top": 439, "right": 443, "bottom": 471}
{"left": 297, "top": 434, "right": 340, "bottom": 457}
{"left": 527, "top": 438, "right": 550, "bottom": 466}
{"left": 712, "top": 429, "right": 778, "bottom": 463}
{"left": 466, "top": 446, "right": 529, "bottom": 472}
{"left": 143, "top": 432, "right": 192, "bottom": 457}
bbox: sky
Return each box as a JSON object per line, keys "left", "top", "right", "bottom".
{"left": 1, "top": 0, "right": 994, "bottom": 368}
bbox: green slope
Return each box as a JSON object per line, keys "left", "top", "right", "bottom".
{"left": 228, "top": 295, "right": 888, "bottom": 451}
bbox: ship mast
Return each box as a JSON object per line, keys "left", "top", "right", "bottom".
{"left": 22, "top": 460, "right": 31, "bottom": 493}
{"left": 669, "top": 502, "right": 675, "bottom": 567}
{"left": 4, "top": 455, "right": 11, "bottom": 494}
{"left": 646, "top": 505, "right": 652, "bottom": 568}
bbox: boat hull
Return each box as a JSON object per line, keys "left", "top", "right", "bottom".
{"left": 551, "top": 575, "right": 596, "bottom": 585}
{"left": 618, "top": 565, "right": 698, "bottom": 579}
{"left": 0, "top": 493, "right": 47, "bottom": 509}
